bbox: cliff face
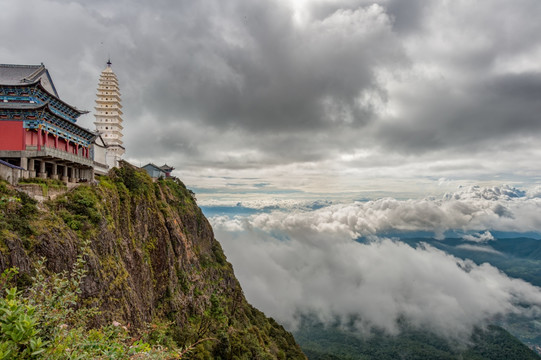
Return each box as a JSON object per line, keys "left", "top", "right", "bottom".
{"left": 0, "top": 165, "right": 305, "bottom": 359}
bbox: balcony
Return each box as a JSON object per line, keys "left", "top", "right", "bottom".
{"left": 24, "top": 146, "right": 93, "bottom": 167}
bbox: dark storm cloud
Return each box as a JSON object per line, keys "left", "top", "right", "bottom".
{"left": 123, "top": 0, "right": 541, "bottom": 166}
{"left": 2, "top": 0, "right": 541, "bottom": 176}
{"left": 93, "top": 0, "right": 406, "bottom": 164}
{"left": 365, "top": 0, "right": 541, "bottom": 157}
{"left": 377, "top": 72, "right": 541, "bottom": 153}
{"left": 384, "top": 0, "right": 431, "bottom": 34}
{"left": 133, "top": 2, "right": 403, "bottom": 132}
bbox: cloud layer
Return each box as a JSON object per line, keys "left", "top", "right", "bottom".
{"left": 211, "top": 185, "right": 541, "bottom": 340}
{"left": 213, "top": 185, "right": 541, "bottom": 239}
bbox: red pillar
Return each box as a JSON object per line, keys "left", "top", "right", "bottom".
{"left": 37, "top": 128, "right": 42, "bottom": 150}
{"left": 54, "top": 135, "right": 58, "bottom": 149}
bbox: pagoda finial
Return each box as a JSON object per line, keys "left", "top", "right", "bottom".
{"left": 107, "top": 58, "right": 112, "bottom": 67}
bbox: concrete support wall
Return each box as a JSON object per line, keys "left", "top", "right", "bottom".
{"left": 51, "top": 162, "right": 59, "bottom": 180}
{"left": 69, "top": 167, "right": 76, "bottom": 183}
{"left": 39, "top": 161, "right": 47, "bottom": 179}
{"left": 1, "top": 152, "right": 95, "bottom": 184}
{"left": 16, "top": 184, "right": 68, "bottom": 202}
{"left": 0, "top": 163, "right": 23, "bottom": 185}
{"left": 62, "top": 165, "right": 68, "bottom": 182}
{"left": 28, "top": 159, "right": 36, "bottom": 178}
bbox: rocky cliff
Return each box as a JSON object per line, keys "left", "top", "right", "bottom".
{"left": 0, "top": 164, "right": 305, "bottom": 359}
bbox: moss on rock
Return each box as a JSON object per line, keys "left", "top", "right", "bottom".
{"left": 0, "top": 167, "right": 305, "bottom": 359}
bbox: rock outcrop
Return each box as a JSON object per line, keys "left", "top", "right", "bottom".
{"left": 0, "top": 164, "right": 305, "bottom": 359}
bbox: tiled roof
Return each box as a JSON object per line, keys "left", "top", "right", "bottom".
{"left": 159, "top": 164, "right": 174, "bottom": 171}
{"left": 0, "top": 64, "right": 43, "bottom": 84}
{"left": 0, "top": 102, "right": 45, "bottom": 110}
{"left": 0, "top": 64, "right": 59, "bottom": 97}
{"left": 142, "top": 163, "right": 164, "bottom": 172}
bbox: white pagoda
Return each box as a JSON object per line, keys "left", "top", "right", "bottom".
{"left": 94, "top": 60, "right": 124, "bottom": 169}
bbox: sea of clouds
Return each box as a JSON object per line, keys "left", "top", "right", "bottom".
{"left": 209, "top": 185, "right": 541, "bottom": 342}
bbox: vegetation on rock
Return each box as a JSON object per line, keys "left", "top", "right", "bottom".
{"left": 0, "top": 165, "right": 306, "bottom": 359}
{"left": 0, "top": 251, "right": 173, "bottom": 359}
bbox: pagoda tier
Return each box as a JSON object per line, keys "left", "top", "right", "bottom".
{"left": 93, "top": 62, "right": 124, "bottom": 159}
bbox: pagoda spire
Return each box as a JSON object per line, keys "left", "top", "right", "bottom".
{"left": 93, "top": 61, "right": 124, "bottom": 168}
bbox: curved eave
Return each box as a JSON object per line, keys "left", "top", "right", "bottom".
{"left": 0, "top": 79, "right": 88, "bottom": 115}
{"left": 106, "top": 144, "right": 125, "bottom": 150}
{"left": 21, "top": 102, "right": 95, "bottom": 140}
{"left": 35, "top": 81, "right": 87, "bottom": 115}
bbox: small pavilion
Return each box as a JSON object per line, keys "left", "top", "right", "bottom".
{"left": 142, "top": 163, "right": 175, "bottom": 180}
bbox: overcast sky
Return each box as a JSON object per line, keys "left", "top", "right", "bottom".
{"left": 2, "top": 0, "right": 541, "bottom": 201}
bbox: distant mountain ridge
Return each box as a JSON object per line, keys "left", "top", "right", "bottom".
{"left": 295, "top": 320, "right": 540, "bottom": 360}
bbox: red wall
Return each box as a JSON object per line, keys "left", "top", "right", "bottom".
{"left": 2, "top": 124, "right": 87, "bottom": 156}
{"left": 44, "top": 133, "right": 56, "bottom": 148}
{"left": 0, "top": 121, "right": 24, "bottom": 150}
{"left": 25, "top": 130, "right": 39, "bottom": 147}
{"left": 58, "top": 138, "right": 67, "bottom": 151}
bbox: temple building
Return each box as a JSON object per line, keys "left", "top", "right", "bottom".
{"left": 93, "top": 60, "right": 124, "bottom": 170}
{"left": 141, "top": 163, "right": 175, "bottom": 180}
{"left": 0, "top": 64, "right": 95, "bottom": 182}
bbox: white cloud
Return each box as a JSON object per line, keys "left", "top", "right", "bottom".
{"left": 445, "top": 185, "right": 526, "bottom": 201}
{"left": 462, "top": 231, "right": 495, "bottom": 243}
{"left": 212, "top": 186, "right": 541, "bottom": 240}
{"left": 216, "top": 231, "right": 541, "bottom": 342}
{"left": 456, "top": 244, "right": 503, "bottom": 255}
{"left": 212, "top": 185, "right": 541, "bottom": 341}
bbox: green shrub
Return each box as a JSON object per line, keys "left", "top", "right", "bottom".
{"left": 0, "top": 287, "right": 46, "bottom": 359}
{"left": 0, "top": 245, "right": 191, "bottom": 359}
{"left": 110, "top": 165, "right": 153, "bottom": 195}
{"left": 55, "top": 186, "right": 101, "bottom": 237}
{"left": 0, "top": 187, "right": 37, "bottom": 238}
